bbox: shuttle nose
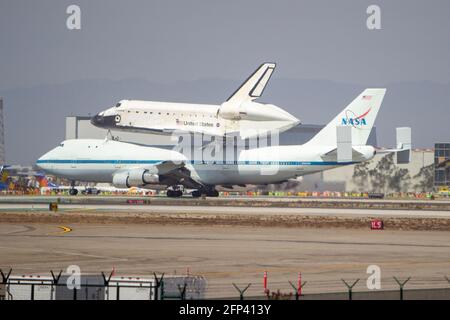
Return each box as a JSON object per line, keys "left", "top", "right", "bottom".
{"left": 90, "top": 113, "right": 118, "bottom": 129}
{"left": 91, "top": 113, "right": 105, "bottom": 126}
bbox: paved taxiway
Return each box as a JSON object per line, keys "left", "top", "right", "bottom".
{"left": 0, "top": 222, "right": 449, "bottom": 298}
{"left": 2, "top": 195, "right": 450, "bottom": 204}
{"left": 1, "top": 203, "right": 450, "bottom": 218}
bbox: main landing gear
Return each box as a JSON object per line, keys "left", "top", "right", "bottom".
{"left": 191, "top": 187, "right": 219, "bottom": 198}
{"left": 166, "top": 189, "right": 183, "bottom": 198}
{"left": 191, "top": 190, "right": 202, "bottom": 198}
{"left": 166, "top": 186, "right": 219, "bottom": 198}
{"left": 166, "top": 186, "right": 183, "bottom": 198}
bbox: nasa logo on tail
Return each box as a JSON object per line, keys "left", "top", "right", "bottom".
{"left": 341, "top": 95, "right": 372, "bottom": 127}
{"left": 342, "top": 107, "right": 371, "bottom": 127}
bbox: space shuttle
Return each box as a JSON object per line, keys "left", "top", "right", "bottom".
{"left": 90, "top": 63, "right": 300, "bottom": 140}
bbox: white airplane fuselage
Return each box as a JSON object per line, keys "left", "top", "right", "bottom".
{"left": 36, "top": 139, "right": 375, "bottom": 186}
{"left": 38, "top": 88, "right": 395, "bottom": 195}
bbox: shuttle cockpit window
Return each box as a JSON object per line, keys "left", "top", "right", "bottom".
{"left": 59, "top": 143, "right": 64, "bottom": 147}
{"left": 115, "top": 103, "right": 121, "bottom": 108}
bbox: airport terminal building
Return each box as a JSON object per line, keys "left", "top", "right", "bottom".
{"left": 435, "top": 143, "right": 450, "bottom": 188}
{"left": 66, "top": 116, "right": 433, "bottom": 193}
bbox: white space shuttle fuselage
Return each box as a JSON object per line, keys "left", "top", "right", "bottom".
{"left": 92, "top": 99, "right": 299, "bottom": 139}
{"left": 91, "top": 63, "right": 300, "bottom": 139}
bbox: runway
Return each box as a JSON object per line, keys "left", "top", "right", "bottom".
{"left": 0, "top": 222, "right": 449, "bottom": 298}
{"left": 1, "top": 203, "right": 450, "bottom": 218}
{"left": 2, "top": 195, "right": 450, "bottom": 204}
{"left": 1, "top": 197, "right": 449, "bottom": 297}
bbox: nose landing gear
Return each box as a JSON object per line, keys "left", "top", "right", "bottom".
{"left": 69, "top": 181, "right": 78, "bottom": 196}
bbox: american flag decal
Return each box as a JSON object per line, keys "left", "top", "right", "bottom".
{"left": 362, "top": 95, "right": 372, "bottom": 100}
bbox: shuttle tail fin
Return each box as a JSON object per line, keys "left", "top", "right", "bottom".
{"left": 226, "top": 63, "right": 276, "bottom": 105}
{"left": 306, "top": 88, "right": 386, "bottom": 146}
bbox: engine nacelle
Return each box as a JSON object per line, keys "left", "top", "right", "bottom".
{"left": 112, "top": 170, "right": 159, "bottom": 188}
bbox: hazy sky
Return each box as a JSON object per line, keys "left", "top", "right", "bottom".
{"left": 1, "top": 0, "right": 449, "bottom": 90}
{"left": 1, "top": 0, "right": 450, "bottom": 164}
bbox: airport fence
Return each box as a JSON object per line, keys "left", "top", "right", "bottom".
{"left": 1, "top": 269, "right": 449, "bottom": 300}
{"left": 0, "top": 270, "right": 207, "bottom": 300}
{"left": 209, "top": 276, "right": 450, "bottom": 300}
{"left": 240, "top": 287, "right": 450, "bottom": 300}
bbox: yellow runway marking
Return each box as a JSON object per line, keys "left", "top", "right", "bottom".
{"left": 47, "top": 226, "right": 72, "bottom": 235}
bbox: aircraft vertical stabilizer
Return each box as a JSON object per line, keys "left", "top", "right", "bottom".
{"left": 226, "top": 63, "right": 276, "bottom": 105}
{"left": 307, "top": 88, "right": 386, "bottom": 146}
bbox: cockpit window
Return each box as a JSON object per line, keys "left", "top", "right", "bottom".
{"left": 60, "top": 143, "right": 64, "bottom": 147}
{"left": 115, "top": 103, "right": 121, "bottom": 108}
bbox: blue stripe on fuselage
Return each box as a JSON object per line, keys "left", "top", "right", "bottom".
{"left": 36, "top": 159, "right": 356, "bottom": 166}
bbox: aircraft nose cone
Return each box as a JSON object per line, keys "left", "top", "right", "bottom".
{"left": 35, "top": 155, "right": 47, "bottom": 170}
{"left": 90, "top": 113, "right": 117, "bottom": 129}
{"left": 91, "top": 113, "right": 104, "bottom": 126}
{"left": 36, "top": 147, "right": 58, "bottom": 173}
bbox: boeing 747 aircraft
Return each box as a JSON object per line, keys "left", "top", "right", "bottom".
{"left": 37, "top": 88, "right": 411, "bottom": 197}
{"left": 90, "top": 63, "right": 300, "bottom": 140}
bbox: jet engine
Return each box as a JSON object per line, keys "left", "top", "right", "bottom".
{"left": 112, "top": 169, "right": 159, "bottom": 188}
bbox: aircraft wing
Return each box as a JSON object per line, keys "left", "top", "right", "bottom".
{"left": 130, "top": 160, "right": 204, "bottom": 189}
{"left": 152, "top": 160, "right": 186, "bottom": 175}
{"left": 161, "top": 166, "right": 204, "bottom": 189}
{"left": 226, "top": 62, "right": 276, "bottom": 104}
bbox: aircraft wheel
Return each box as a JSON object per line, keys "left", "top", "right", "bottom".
{"left": 69, "top": 189, "right": 78, "bottom": 196}
{"left": 174, "top": 190, "right": 183, "bottom": 197}
{"left": 167, "top": 190, "right": 183, "bottom": 198}
{"left": 206, "top": 190, "right": 219, "bottom": 197}
{"left": 191, "top": 190, "right": 202, "bottom": 198}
